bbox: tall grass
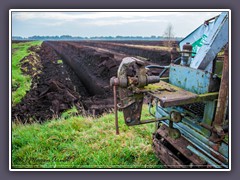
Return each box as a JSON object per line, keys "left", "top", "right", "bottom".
{"left": 12, "top": 106, "right": 163, "bottom": 169}
{"left": 12, "top": 41, "right": 42, "bottom": 105}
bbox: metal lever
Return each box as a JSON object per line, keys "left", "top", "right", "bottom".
{"left": 113, "top": 84, "right": 119, "bottom": 135}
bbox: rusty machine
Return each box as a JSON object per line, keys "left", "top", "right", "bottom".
{"left": 110, "top": 12, "right": 229, "bottom": 168}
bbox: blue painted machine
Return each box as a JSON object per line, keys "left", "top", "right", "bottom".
{"left": 110, "top": 12, "right": 229, "bottom": 168}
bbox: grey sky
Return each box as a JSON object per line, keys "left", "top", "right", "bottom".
{"left": 11, "top": 11, "right": 222, "bottom": 38}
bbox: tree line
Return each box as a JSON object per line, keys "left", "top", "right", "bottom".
{"left": 12, "top": 35, "right": 182, "bottom": 41}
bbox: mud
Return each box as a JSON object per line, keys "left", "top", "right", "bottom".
{"left": 12, "top": 41, "right": 172, "bottom": 123}
{"left": 69, "top": 41, "right": 171, "bottom": 64}
{"left": 46, "top": 41, "right": 119, "bottom": 96}
{"left": 12, "top": 42, "right": 85, "bottom": 123}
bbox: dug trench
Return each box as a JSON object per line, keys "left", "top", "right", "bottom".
{"left": 12, "top": 41, "right": 171, "bottom": 123}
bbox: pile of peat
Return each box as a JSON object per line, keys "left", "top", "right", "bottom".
{"left": 12, "top": 42, "right": 89, "bottom": 123}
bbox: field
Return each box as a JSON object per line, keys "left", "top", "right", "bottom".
{"left": 12, "top": 40, "right": 172, "bottom": 123}
{"left": 11, "top": 40, "right": 173, "bottom": 168}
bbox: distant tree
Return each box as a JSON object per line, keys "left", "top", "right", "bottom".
{"left": 163, "top": 23, "right": 175, "bottom": 50}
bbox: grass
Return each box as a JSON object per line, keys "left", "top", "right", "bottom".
{"left": 12, "top": 41, "right": 42, "bottom": 105}
{"left": 12, "top": 105, "right": 163, "bottom": 169}
{"left": 57, "top": 59, "right": 63, "bottom": 64}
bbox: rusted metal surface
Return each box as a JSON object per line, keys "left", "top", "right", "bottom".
{"left": 129, "top": 116, "right": 169, "bottom": 125}
{"left": 181, "top": 102, "right": 205, "bottom": 118}
{"left": 200, "top": 123, "right": 218, "bottom": 133}
{"left": 186, "top": 145, "right": 220, "bottom": 168}
{"left": 183, "top": 42, "right": 193, "bottom": 52}
{"left": 210, "top": 145, "right": 228, "bottom": 165}
{"left": 165, "top": 119, "right": 229, "bottom": 166}
{"left": 209, "top": 46, "right": 229, "bottom": 143}
{"left": 168, "top": 121, "right": 181, "bottom": 139}
{"left": 110, "top": 47, "right": 229, "bottom": 167}
{"left": 170, "top": 111, "right": 182, "bottom": 123}
{"left": 153, "top": 124, "right": 207, "bottom": 168}
{"left": 113, "top": 85, "right": 119, "bottom": 135}
{"left": 169, "top": 64, "right": 220, "bottom": 94}
{"left": 213, "top": 45, "right": 229, "bottom": 131}
{"left": 144, "top": 81, "right": 218, "bottom": 107}
{"left": 145, "top": 81, "right": 197, "bottom": 107}
{"left": 110, "top": 76, "right": 120, "bottom": 134}
{"left": 119, "top": 87, "right": 144, "bottom": 126}
{"left": 180, "top": 42, "right": 193, "bottom": 66}
{"left": 153, "top": 137, "right": 185, "bottom": 168}
{"left": 111, "top": 57, "right": 160, "bottom": 126}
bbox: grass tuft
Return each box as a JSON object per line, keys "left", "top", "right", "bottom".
{"left": 12, "top": 105, "right": 163, "bottom": 169}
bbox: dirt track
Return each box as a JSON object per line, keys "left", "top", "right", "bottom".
{"left": 12, "top": 41, "right": 172, "bottom": 123}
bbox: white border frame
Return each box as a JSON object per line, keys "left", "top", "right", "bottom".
{"left": 9, "top": 9, "right": 231, "bottom": 171}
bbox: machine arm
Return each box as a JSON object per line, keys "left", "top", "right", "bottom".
{"left": 190, "top": 12, "right": 229, "bottom": 71}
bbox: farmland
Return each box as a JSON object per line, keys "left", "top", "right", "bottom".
{"left": 12, "top": 40, "right": 173, "bottom": 123}
{"left": 11, "top": 40, "right": 173, "bottom": 168}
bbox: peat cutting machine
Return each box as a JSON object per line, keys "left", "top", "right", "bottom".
{"left": 110, "top": 12, "right": 229, "bottom": 168}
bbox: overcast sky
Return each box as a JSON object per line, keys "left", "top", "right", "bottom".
{"left": 11, "top": 11, "right": 222, "bottom": 38}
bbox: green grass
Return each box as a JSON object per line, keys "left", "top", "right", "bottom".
{"left": 12, "top": 105, "right": 163, "bottom": 169}
{"left": 12, "top": 41, "right": 42, "bottom": 105}
{"left": 57, "top": 59, "right": 63, "bottom": 64}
